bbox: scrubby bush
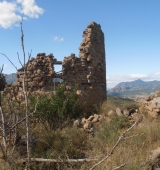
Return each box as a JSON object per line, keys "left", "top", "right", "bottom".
{"left": 29, "top": 84, "right": 83, "bottom": 130}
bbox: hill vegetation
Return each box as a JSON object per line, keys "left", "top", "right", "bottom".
{"left": 108, "top": 79, "right": 160, "bottom": 97}
{"left": 0, "top": 87, "right": 160, "bottom": 169}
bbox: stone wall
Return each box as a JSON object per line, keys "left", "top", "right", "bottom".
{"left": 11, "top": 21, "right": 106, "bottom": 107}
{"left": 62, "top": 21, "right": 106, "bottom": 107}
{"left": 16, "top": 53, "right": 61, "bottom": 92}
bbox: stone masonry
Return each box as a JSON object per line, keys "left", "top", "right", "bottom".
{"left": 62, "top": 21, "right": 106, "bottom": 106}
{"left": 11, "top": 21, "right": 106, "bottom": 107}
{"left": 16, "top": 53, "right": 62, "bottom": 92}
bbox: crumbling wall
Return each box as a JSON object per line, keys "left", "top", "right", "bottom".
{"left": 62, "top": 21, "right": 106, "bottom": 107}
{"left": 11, "top": 21, "right": 106, "bottom": 108}
{"left": 17, "top": 53, "right": 55, "bottom": 92}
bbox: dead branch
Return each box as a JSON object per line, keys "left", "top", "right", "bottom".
{"left": 18, "top": 158, "right": 98, "bottom": 163}
{"left": 0, "top": 53, "right": 18, "bottom": 71}
{"left": 111, "top": 161, "right": 131, "bottom": 170}
{"left": 0, "top": 106, "right": 7, "bottom": 158}
{"left": 89, "top": 121, "right": 138, "bottom": 170}
{"left": 17, "top": 52, "right": 23, "bottom": 68}
{"left": 0, "top": 64, "right": 4, "bottom": 73}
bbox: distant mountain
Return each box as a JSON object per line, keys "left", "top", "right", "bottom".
{"left": 3, "top": 73, "right": 63, "bottom": 84}
{"left": 4, "top": 73, "right": 16, "bottom": 84}
{"left": 108, "top": 79, "right": 160, "bottom": 96}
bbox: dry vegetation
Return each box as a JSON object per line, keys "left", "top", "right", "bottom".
{"left": 1, "top": 90, "right": 160, "bottom": 170}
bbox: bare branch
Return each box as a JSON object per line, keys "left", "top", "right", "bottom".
{"left": 0, "top": 53, "right": 18, "bottom": 71}
{"left": 27, "top": 50, "right": 32, "bottom": 62}
{"left": 20, "top": 17, "right": 25, "bottom": 66}
{"left": 111, "top": 161, "right": 131, "bottom": 170}
{"left": 0, "top": 64, "right": 4, "bottom": 73}
{"left": 17, "top": 52, "right": 23, "bottom": 68}
{"left": 89, "top": 121, "right": 138, "bottom": 170}
{"left": 18, "top": 158, "right": 98, "bottom": 163}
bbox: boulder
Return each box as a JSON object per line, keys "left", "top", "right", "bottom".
{"left": 148, "top": 111, "right": 158, "bottom": 118}
{"left": 81, "top": 117, "right": 87, "bottom": 124}
{"left": 83, "top": 121, "right": 92, "bottom": 131}
{"left": 92, "top": 114, "right": 99, "bottom": 123}
{"left": 73, "top": 119, "right": 81, "bottom": 128}
{"left": 116, "top": 108, "right": 123, "bottom": 116}
{"left": 108, "top": 110, "right": 116, "bottom": 117}
{"left": 123, "top": 109, "right": 130, "bottom": 117}
{"left": 88, "top": 115, "right": 95, "bottom": 121}
{"left": 131, "top": 113, "right": 143, "bottom": 123}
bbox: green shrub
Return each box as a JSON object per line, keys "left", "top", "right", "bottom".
{"left": 29, "top": 84, "right": 83, "bottom": 130}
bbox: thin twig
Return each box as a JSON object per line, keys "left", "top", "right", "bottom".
{"left": 0, "top": 53, "right": 18, "bottom": 71}
{"left": 111, "top": 161, "right": 131, "bottom": 170}
{"left": 0, "top": 64, "right": 4, "bottom": 73}
{"left": 27, "top": 50, "right": 32, "bottom": 62}
{"left": 17, "top": 52, "right": 23, "bottom": 68}
{"left": 89, "top": 121, "right": 138, "bottom": 170}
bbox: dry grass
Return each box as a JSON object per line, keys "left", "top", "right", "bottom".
{"left": 1, "top": 95, "right": 160, "bottom": 169}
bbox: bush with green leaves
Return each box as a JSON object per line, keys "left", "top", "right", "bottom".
{"left": 29, "top": 84, "right": 83, "bottom": 130}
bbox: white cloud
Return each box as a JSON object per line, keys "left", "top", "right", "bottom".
{"left": 0, "top": 0, "right": 44, "bottom": 29}
{"left": 53, "top": 36, "right": 64, "bottom": 42}
{"left": 16, "top": 0, "right": 44, "bottom": 18}
{"left": 107, "top": 71, "right": 160, "bottom": 89}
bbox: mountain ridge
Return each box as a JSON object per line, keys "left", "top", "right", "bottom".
{"left": 108, "top": 79, "right": 160, "bottom": 96}
{"left": 4, "top": 73, "right": 16, "bottom": 84}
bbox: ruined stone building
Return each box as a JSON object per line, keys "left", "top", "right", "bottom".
{"left": 15, "top": 21, "right": 106, "bottom": 106}
{"left": 62, "top": 22, "right": 106, "bottom": 106}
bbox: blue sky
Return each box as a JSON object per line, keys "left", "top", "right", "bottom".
{"left": 0, "top": 0, "right": 160, "bottom": 88}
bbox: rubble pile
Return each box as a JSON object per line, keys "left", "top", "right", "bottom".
{"left": 107, "top": 107, "right": 143, "bottom": 124}
{"left": 140, "top": 91, "right": 160, "bottom": 118}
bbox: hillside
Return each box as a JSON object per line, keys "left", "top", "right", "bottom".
{"left": 108, "top": 79, "right": 160, "bottom": 97}
{"left": 4, "top": 73, "right": 16, "bottom": 84}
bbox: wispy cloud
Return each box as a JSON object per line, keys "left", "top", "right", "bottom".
{"left": 53, "top": 36, "right": 64, "bottom": 42}
{"left": 0, "top": 0, "right": 44, "bottom": 29}
{"left": 107, "top": 71, "right": 160, "bottom": 89}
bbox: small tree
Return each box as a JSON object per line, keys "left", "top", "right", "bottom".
{"left": 29, "top": 84, "right": 83, "bottom": 130}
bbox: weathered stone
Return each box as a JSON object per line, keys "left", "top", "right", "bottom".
{"left": 108, "top": 110, "right": 116, "bottom": 117}
{"left": 123, "top": 109, "right": 130, "bottom": 117}
{"left": 148, "top": 111, "right": 158, "bottom": 118}
{"left": 131, "top": 113, "right": 143, "bottom": 123}
{"left": 116, "top": 108, "right": 123, "bottom": 116}
{"left": 62, "top": 21, "right": 106, "bottom": 108}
